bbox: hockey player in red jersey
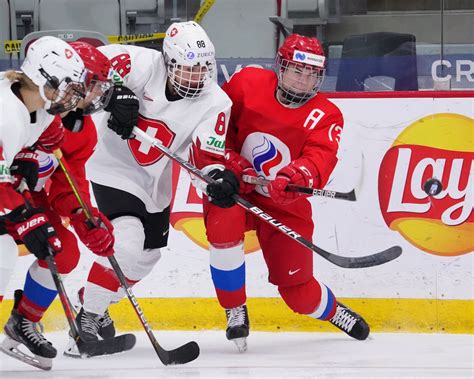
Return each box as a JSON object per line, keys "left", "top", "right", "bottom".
{"left": 205, "top": 34, "right": 370, "bottom": 352}
{"left": 0, "top": 41, "right": 137, "bottom": 370}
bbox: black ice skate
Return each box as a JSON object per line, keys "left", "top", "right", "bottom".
{"left": 64, "top": 307, "right": 136, "bottom": 358}
{"left": 77, "top": 287, "right": 116, "bottom": 339}
{"left": 329, "top": 302, "right": 370, "bottom": 340}
{"left": 225, "top": 304, "right": 250, "bottom": 353}
{"left": 0, "top": 289, "right": 56, "bottom": 370}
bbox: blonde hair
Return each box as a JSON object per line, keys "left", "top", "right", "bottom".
{"left": 4, "top": 70, "right": 38, "bottom": 91}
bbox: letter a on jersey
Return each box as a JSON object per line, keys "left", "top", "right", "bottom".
{"left": 128, "top": 115, "right": 175, "bottom": 166}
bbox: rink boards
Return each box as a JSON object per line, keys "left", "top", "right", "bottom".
{"left": 1, "top": 91, "right": 473, "bottom": 334}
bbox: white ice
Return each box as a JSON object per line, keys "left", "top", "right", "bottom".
{"left": 0, "top": 331, "right": 472, "bottom": 378}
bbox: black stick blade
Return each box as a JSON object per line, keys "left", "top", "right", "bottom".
{"left": 160, "top": 341, "right": 200, "bottom": 365}
{"left": 328, "top": 246, "right": 403, "bottom": 269}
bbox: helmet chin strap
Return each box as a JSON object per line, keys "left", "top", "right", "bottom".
{"left": 38, "top": 85, "right": 53, "bottom": 111}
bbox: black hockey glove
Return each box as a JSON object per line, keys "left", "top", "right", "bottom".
{"left": 6, "top": 205, "right": 62, "bottom": 260}
{"left": 10, "top": 150, "right": 39, "bottom": 191}
{"left": 206, "top": 169, "right": 240, "bottom": 208}
{"left": 104, "top": 86, "right": 139, "bottom": 139}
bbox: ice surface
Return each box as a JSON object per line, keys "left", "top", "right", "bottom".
{"left": 1, "top": 331, "right": 472, "bottom": 378}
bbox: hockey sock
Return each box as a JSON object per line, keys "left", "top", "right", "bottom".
{"left": 209, "top": 243, "right": 246, "bottom": 309}
{"left": 279, "top": 277, "right": 337, "bottom": 320}
{"left": 17, "top": 261, "right": 58, "bottom": 322}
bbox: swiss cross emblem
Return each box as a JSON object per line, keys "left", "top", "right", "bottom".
{"left": 128, "top": 115, "right": 175, "bottom": 166}
{"left": 170, "top": 27, "right": 178, "bottom": 37}
{"left": 65, "top": 48, "right": 73, "bottom": 59}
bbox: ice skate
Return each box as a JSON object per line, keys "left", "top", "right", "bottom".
{"left": 64, "top": 306, "right": 136, "bottom": 358}
{"left": 225, "top": 304, "right": 250, "bottom": 353}
{"left": 77, "top": 287, "right": 116, "bottom": 339}
{"left": 329, "top": 302, "right": 370, "bottom": 340}
{"left": 0, "top": 290, "right": 56, "bottom": 370}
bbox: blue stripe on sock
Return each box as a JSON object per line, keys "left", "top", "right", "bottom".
{"left": 319, "top": 285, "right": 336, "bottom": 320}
{"left": 23, "top": 271, "right": 58, "bottom": 308}
{"left": 210, "top": 263, "right": 245, "bottom": 292}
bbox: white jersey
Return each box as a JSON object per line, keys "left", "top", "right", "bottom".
{"left": 0, "top": 73, "right": 53, "bottom": 166}
{"left": 87, "top": 45, "right": 232, "bottom": 213}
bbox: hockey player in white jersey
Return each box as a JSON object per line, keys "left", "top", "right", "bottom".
{"left": 66, "top": 21, "right": 239, "bottom": 351}
{"left": 0, "top": 36, "right": 87, "bottom": 369}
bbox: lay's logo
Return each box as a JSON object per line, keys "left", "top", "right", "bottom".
{"left": 379, "top": 113, "right": 473, "bottom": 256}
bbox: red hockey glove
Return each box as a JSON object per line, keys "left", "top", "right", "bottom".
{"left": 225, "top": 150, "right": 257, "bottom": 194}
{"left": 70, "top": 208, "right": 114, "bottom": 257}
{"left": 6, "top": 205, "right": 62, "bottom": 260}
{"left": 269, "top": 163, "right": 314, "bottom": 205}
{"left": 36, "top": 116, "right": 65, "bottom": 153}
{"left": 10, "top": 150, "right": 39, "bottom": 191}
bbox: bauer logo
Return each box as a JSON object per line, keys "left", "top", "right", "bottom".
{"left": 378, "top": 113, "right": 473, "bottom": 256}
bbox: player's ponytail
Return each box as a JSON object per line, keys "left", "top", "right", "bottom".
{"left": 4, "top": 70, "right": 38, "bottom": 91}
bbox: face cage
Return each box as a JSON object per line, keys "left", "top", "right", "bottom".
{"left": 44, "top": 79, "right": 86, "bottom": 115}
{"left": 167, "top": 61, "right": 215, "bottom": 99}
{"left": 82, "top": 79, "right": 113, "bottom": 115}
{"left": 275, "top": 56, "right": 325, "bottom": 105}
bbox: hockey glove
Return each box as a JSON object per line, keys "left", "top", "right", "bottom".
{"left": 225, "top": 150, "right": 257, "bottom": 194}
{"left": 36, "top": 116, "right": 65, "bottom": 153}
{"left": 70, "top": 208, "right": 114, "bottom": 257}
{"left": 206, "top": 169, "right": 240, "bottom": 208}
{"left": 104, "top": 86, "right": 139, "bottom": 139}
{"left": 6, "top": 205, "right": 62, "bottom": 260}
{"left": 10, "top": 150, "right": 39, "bottom": 191}
{"left": 269, "top": 163, "right": 315, "bottom": 205}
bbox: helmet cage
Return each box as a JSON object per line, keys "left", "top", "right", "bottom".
{"left": 165, "top": 53, "right": 215, "bottom": 99}
{"left": 82, "top": 75, "right": 113, "bottom": 115}
{"left": 39, "top": 68, "right": 87, "bottom": 115}
{"left": 275, "top": 55, "right": 325, "bottom": 105}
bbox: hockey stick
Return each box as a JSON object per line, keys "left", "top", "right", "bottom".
{"left": 53, "top": 150, "right": 199, "bottom": 365}
{"left": 17, "top": 183, "right": 101, "bottom": 358}
{"left": 133, "top": 127, "right": 402, "bottom": 269}
{"left": 17, "top": 182, "right": 135, "bottom": 359}
{"left": 242, "top": 175, "right": 357, "bottom": 201}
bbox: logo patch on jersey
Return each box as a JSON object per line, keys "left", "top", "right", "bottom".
{"left": 252, "top": 136, "right": 283, "bottom": 177}
{"left": 110, "top": 54, "right": 132, "bottom": 80}
{"left": 240, "top": 133, "right": 292, "bottom": 197}
{"left": 128, "top": 115, "right": 175, "bottom": 166}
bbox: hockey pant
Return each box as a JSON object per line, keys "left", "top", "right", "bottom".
{"left": 83, "top": 216, "right": 161, "bottom": 316}
{"left": 204, "top": 195, "right": 337, "bottom": 320}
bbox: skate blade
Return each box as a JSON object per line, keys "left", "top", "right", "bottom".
{"left": 63, "top": 337, "right": 82, "bottom": 358}
{"left": 232, "top": 337, "right": 247, "bottom": 353}
{"left": 0, "top": 336, "right": 52, "bottom": 370}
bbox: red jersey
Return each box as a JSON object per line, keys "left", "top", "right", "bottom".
{"left": 34, "top": 115, "right": 97, "bottom": 217}
{"left": 222, "top": 67, "right": 343, "bottom": 197}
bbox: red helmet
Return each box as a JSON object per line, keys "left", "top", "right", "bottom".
{"left": 278, "top": 34, "right": 325, "bottom": 65}
{"left": 69, "top": 41, "right": 113, "bottom": 114}
{"left": 275, "top": 34, "right": 326, "bottom": 105}
{"left": 69, "top": 41, "right": 111, "bottom": 82}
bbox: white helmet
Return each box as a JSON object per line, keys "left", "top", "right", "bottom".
{"left": 163, "top": 21, "right": 216, "bottom": 99}
{"left": 21, "top": 36, "right": 86, "bottom": 114}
